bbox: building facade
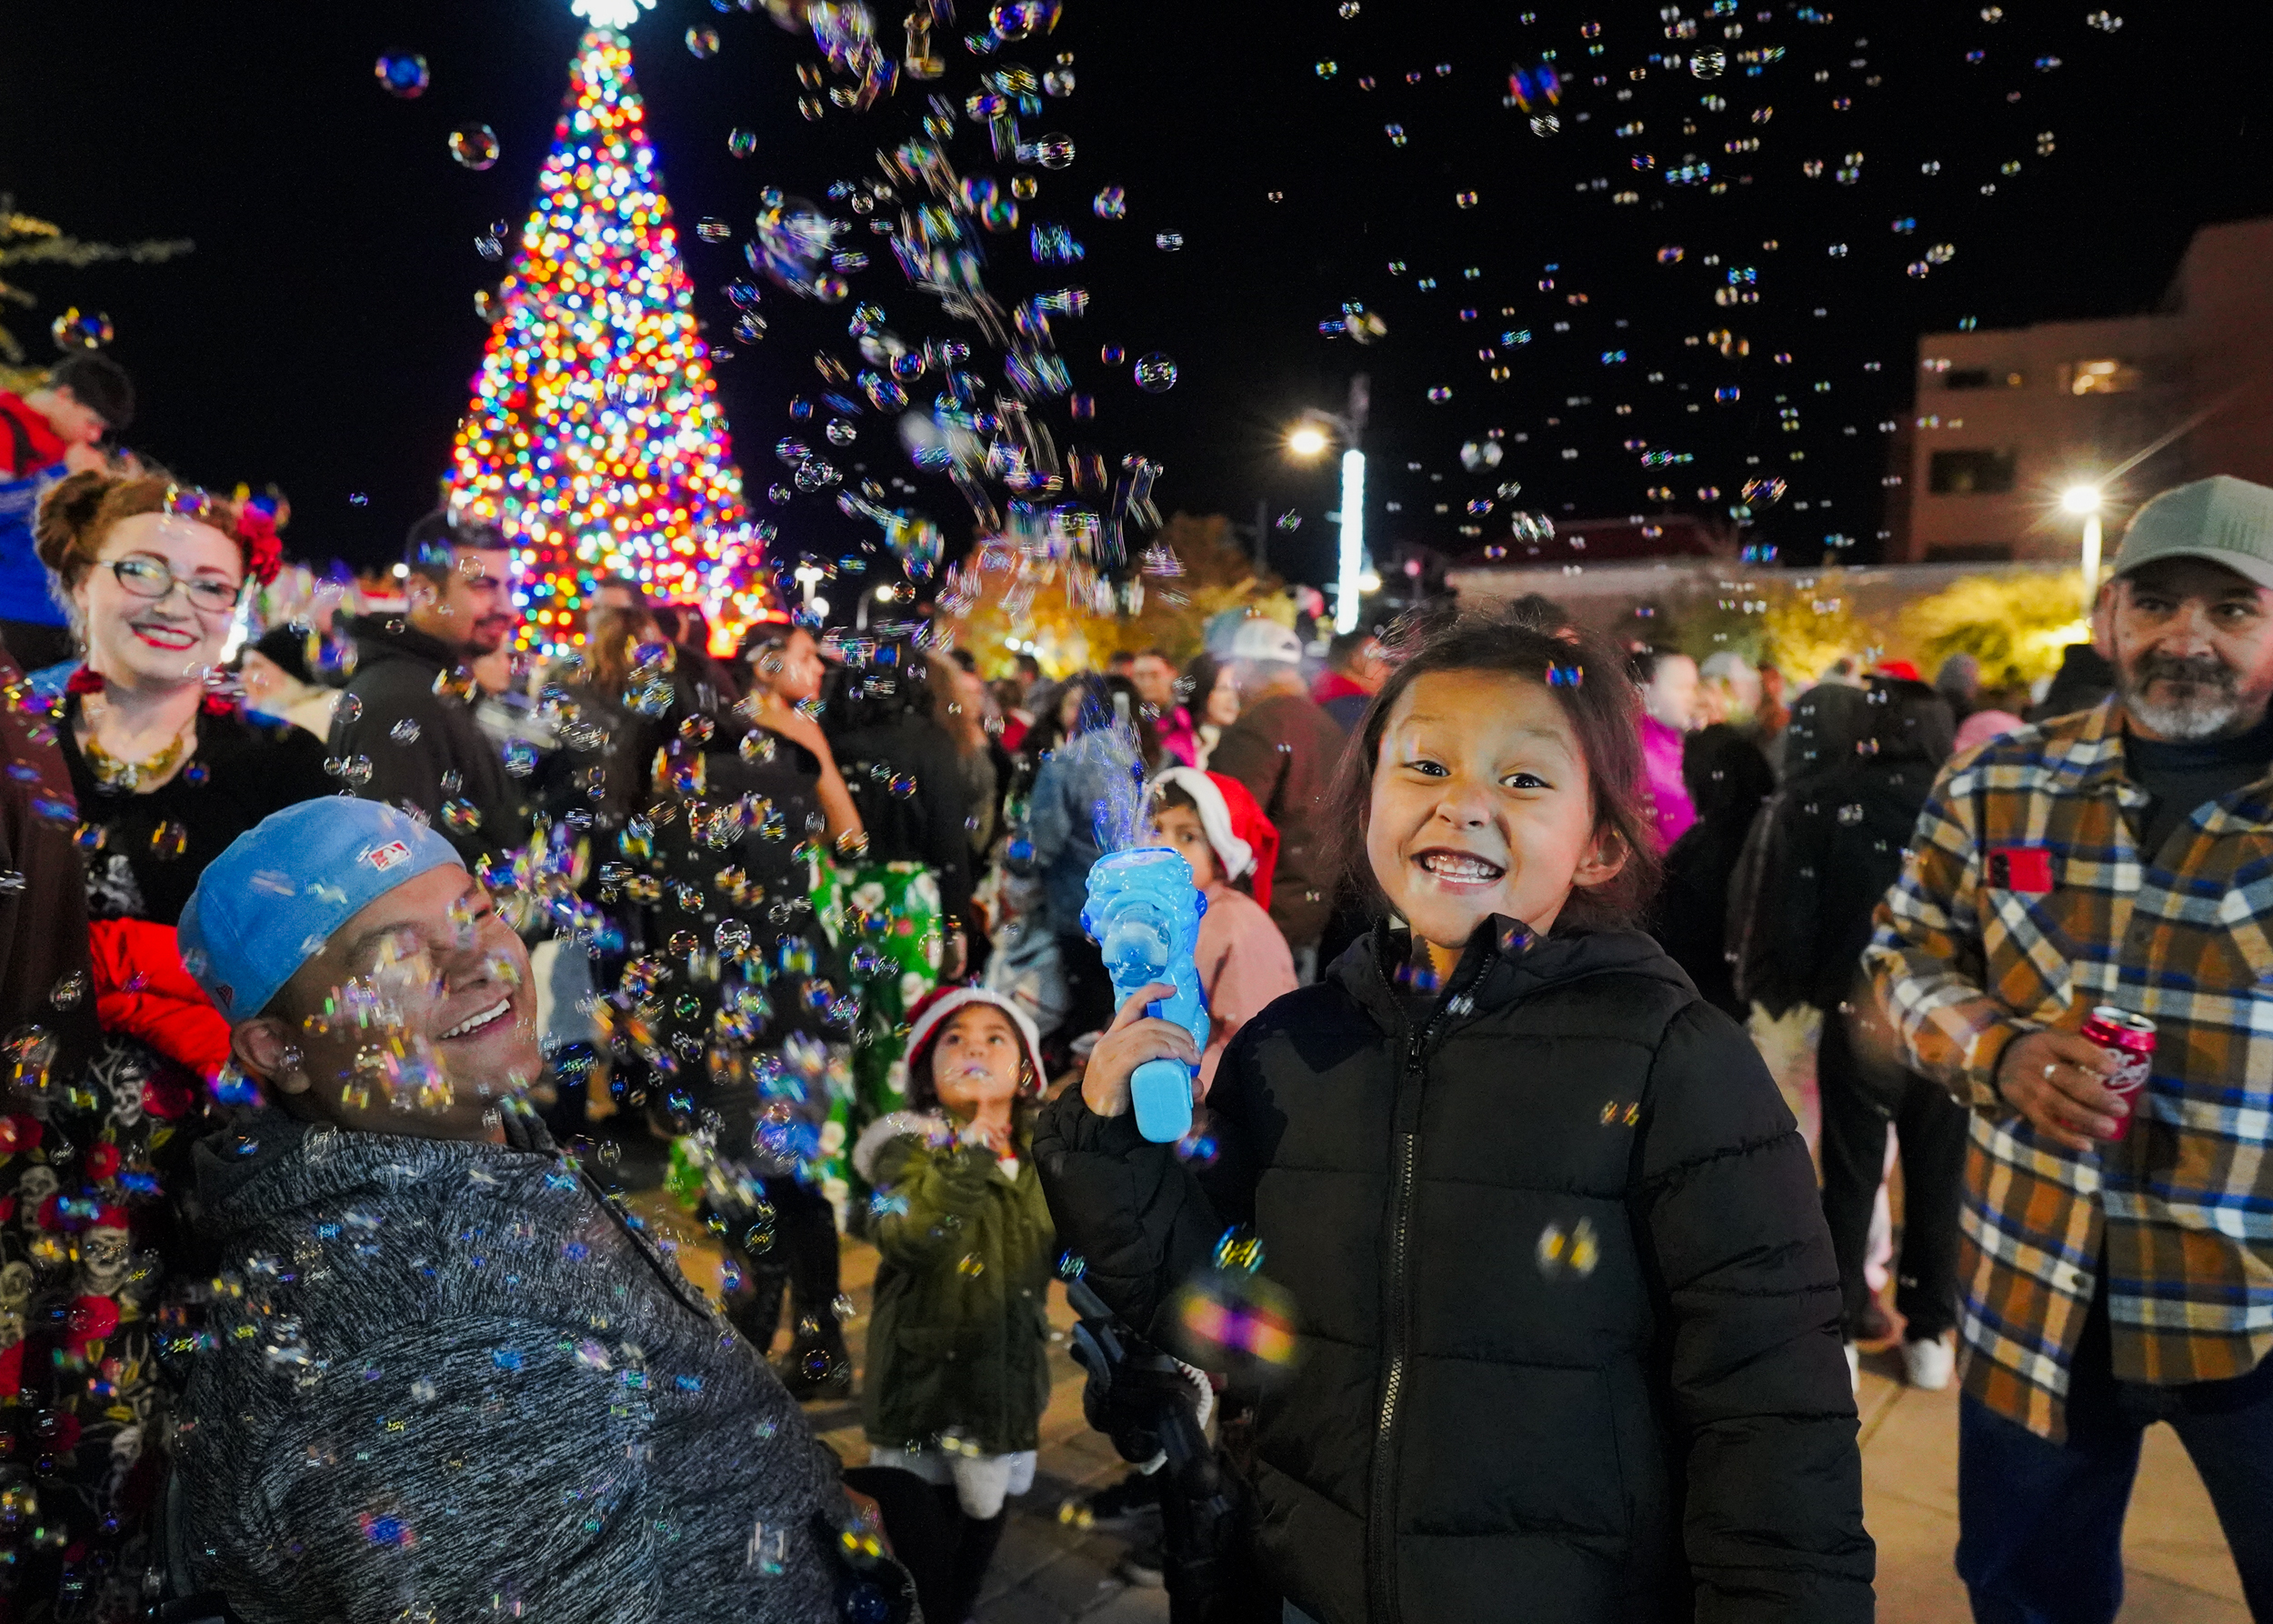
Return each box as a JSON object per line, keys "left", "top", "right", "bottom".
{"left": 1891, "top": 217, "right": 2273, "bottom": 564}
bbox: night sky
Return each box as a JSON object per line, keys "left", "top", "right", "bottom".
{"left": 6, "top": 0, "right": 2271, "bottom": 591}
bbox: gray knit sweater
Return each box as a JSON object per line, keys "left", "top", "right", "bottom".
{"left": 175, "top": 1109, "right": 869, "bottom": 1623}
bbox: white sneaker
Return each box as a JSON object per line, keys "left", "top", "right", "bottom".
{"left": 1844, "top": 1342, "right": 1860, "bottom": 1392}
{"left": 1902, "top": 1335, "right": 1955, "bottom": 1391}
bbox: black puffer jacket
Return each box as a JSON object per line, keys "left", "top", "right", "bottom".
{"left": 333, "top": 615, "right": 527, "bottom": 868}
{"left": 1036, "top": 920, "right": 1873, "bottom": 1624}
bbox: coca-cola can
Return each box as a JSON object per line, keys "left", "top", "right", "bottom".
{"left": 2081, "top": 1006, "right": 2156, "bottom": 1141}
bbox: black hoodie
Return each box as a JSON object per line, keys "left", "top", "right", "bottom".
{"left": 1036, "top": 920, "right": 1873, "bottom": 1624}
{"left": 1768, "top": 675, "right": 1956, "bottom": 1012}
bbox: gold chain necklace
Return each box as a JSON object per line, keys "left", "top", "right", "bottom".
{"left": 77, "top": 697, "right": 197, "bottom": 793}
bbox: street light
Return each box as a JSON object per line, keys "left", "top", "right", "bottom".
{"left": 1283, "top": 380, "right": 1371, "bottom": 634}
{"left": 2062, "top": 482, "right": 2104, "bottom": 608}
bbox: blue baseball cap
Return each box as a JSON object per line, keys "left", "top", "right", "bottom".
{"left": 179, "top": 799, "right": 465, "bottom": 1023}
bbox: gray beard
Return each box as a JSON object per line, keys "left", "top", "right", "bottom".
{"left": 2122, "top": 660, "right": 2242, "bottom": 740}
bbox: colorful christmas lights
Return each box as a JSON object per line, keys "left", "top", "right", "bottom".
{"left": 449, "top": 26, "right": 756, "bottom": 655}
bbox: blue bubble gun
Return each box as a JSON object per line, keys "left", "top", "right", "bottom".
{"left": 1081, "top": 846, "right": 1210, "bottom": 1143}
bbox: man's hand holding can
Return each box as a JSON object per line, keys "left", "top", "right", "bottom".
{"left": 1995, "top": 1028, "right": 2128, "bottom": 1151}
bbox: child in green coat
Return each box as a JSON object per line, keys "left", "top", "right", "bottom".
{"left": 855, "top": 985, "right": 1056, "bottom": 1623}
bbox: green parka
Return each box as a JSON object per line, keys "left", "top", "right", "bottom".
{"left": 856, "top": 1111, "right": 1057, "bottom": 1457}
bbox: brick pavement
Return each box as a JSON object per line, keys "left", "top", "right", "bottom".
{"left": 629, "top": 1189, "right": 2248, "bottom": 1623}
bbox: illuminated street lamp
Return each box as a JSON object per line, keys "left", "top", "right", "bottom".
{"left": 1283, "top": 377, "right": 1372, "bottom": 634}
{"left": 2062, "top": 482, "right": 2104, "bottom": 608}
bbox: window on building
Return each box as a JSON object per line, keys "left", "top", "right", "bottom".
{"left": 1945, "top": 368, "right": 2025, "bottom": 390}
{"left": 1928, "top": 449, "right": 2018, "bottom": 495}
{"left": 2068, "top": 359, "right": 2141, "bottom": 395}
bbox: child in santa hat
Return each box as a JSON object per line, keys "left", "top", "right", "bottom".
{"left": 852, "top": 985, "right": 1056, "bottom": 1624}
{"left": 1147, "top": 767, "right": 1299, "bottom": 1087}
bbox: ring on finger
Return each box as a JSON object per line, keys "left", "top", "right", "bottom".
{"left": 2042, "top": 1061, "right": 2058, "bottom": 1080}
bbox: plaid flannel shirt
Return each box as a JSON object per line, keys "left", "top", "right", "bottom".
{"left": 1864, "top": 695, "right": 2273, "bottom": 1440}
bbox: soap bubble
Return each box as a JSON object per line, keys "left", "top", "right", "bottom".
{"left": 49, "top": 309, "right": 113, "bottom": 350}
{"left": 447, "top": 125, "right": 500, "bottom": 171}
{"left": 1133, "top": 353, "right": 1177, "bottom": 392}
{"left": 686, "top": 26, "right": 719, "bottom": 56}
{"left": 374, "top": 52, "right": 430, "bottom": 98}
{"left": 1092, "top": 186, "right": 1126, "bottom": 219}
{"left": 1169, "top": 1268, "right": 1298, "bottom": 1378}
{"left": 1459, "top": 439, "right": 1503, "bottom": 472}
{"left": 1154, "top": 231, "right": 1184, "bottom": 251}
{"left": 729, "top": 127, "right": 759, "bottom": 158}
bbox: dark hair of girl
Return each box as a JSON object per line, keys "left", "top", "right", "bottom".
{"left": 1323, "top": 599, "right": 1664, "bottom": 934}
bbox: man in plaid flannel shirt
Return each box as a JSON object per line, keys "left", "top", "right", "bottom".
{"left": 1867, "top": 474, "right": 2273, "bottom": 1624}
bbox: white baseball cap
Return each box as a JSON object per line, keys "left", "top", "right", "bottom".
{"left": 1227, "top": 618, "right": 1304, "bottom": 665}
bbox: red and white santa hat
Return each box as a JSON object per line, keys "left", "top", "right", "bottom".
{"left": 903, "top": 983, "right": 1047, "bottom": 1096}
{"left": 1150, "top": 767, "right": 1282, "bottom": 913}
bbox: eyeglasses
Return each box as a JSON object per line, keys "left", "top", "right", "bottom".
{"left": 109, "top": 556, "right": 245, "bottom": 614}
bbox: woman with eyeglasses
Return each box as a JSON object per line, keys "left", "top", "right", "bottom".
{"left": 11, "top": 472, "right": 331, "bottom": 1622}
{"left": 34, "top": 470, "right": 330, "bottom": 928}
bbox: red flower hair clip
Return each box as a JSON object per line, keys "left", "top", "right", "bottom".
{"left": 233, "top": 506, "right": 284, "bottom": 587}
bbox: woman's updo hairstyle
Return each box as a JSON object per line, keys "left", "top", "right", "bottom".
{"left": 35, "top": 470, "right": 278, "bottom": 598}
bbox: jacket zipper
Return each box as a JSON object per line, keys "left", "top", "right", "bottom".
{"left": 1368, "top": 947, "right": 1493, "bottom": 1624}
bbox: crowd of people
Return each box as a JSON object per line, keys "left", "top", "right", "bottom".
{"left": 0, "top": 350, "right": 2268, "bottom": 1624}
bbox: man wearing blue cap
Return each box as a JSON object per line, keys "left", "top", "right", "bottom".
{"left": 1868, "top": 474, "right": 2273, "bottom": 1621}
{"left": 168, "top": 797, "right": 910, "bottom": 1623}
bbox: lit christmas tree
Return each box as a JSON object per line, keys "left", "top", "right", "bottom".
{"left": 450, "top": 1, "right": 756, "bottom": 654}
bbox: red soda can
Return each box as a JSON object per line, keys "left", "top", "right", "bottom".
{"left": 2081, "top": 1007, "right": 2156, "bottom": 1141}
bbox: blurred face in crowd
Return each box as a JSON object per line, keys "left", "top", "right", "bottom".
{"left": 1130, "top": 653, "right": 1178, "bottom": 712}
{"left": 1640, "top": 653, "right": 1699, "bottom": 731}
{"left": 237, "top": 649, "right": 296, "bottom": 709}
{"left": 1341, "top": 637, "right": 1390, "bottom": 693}
{"left": 751, "top": 628, "right": 825, "bottom": 704}
{"left": 2099, "top": 557, "right": 2273, "bottom": 741}
{"left": 1365, "top": 671, "right": 1624, "bottom": 961}
{"left": 232, "top": 866, "right": 538, "bottom": 1145}
{"left": 74, "top": 511, "right": 243, "bottom": 689}
{"left": 414, "top": 546, "right": 515, "bottom": 658}
{"left": 1056, "top": 681, "right": 1095, "bottom": 736}
{"left": 41, "top": 386, "right": 110, "bottom": 447}
{"left": 1148, "top": 800, "right": 1220, "bottom": 887}
{"left": 1202, "top": 664, "right": 1241, "bottom": 727}
{"left": 928, "top": 1005, "right": 1026, "bottom": 1125}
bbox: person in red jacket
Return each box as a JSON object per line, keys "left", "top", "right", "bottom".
{"left": 0, "top": 354, "right": 134, "bottom": 669}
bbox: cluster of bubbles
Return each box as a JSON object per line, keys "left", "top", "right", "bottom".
{"left": 675, "top": 0, "right": 1175, "bottom": 634}
{"left": 1299, "top": 0, "right": 2125, "bottom": 566}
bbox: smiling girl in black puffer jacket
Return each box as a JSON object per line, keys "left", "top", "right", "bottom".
{"left": 1036, "top": 603, "right": 1874, "bottom": 1624}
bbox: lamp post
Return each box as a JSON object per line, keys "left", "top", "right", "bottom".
{"left": 1284, "top": 375, "right": 1371, "bottom": 635}
{"left": 2061, "top": 483, "right": 2104, "bottom": 611}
